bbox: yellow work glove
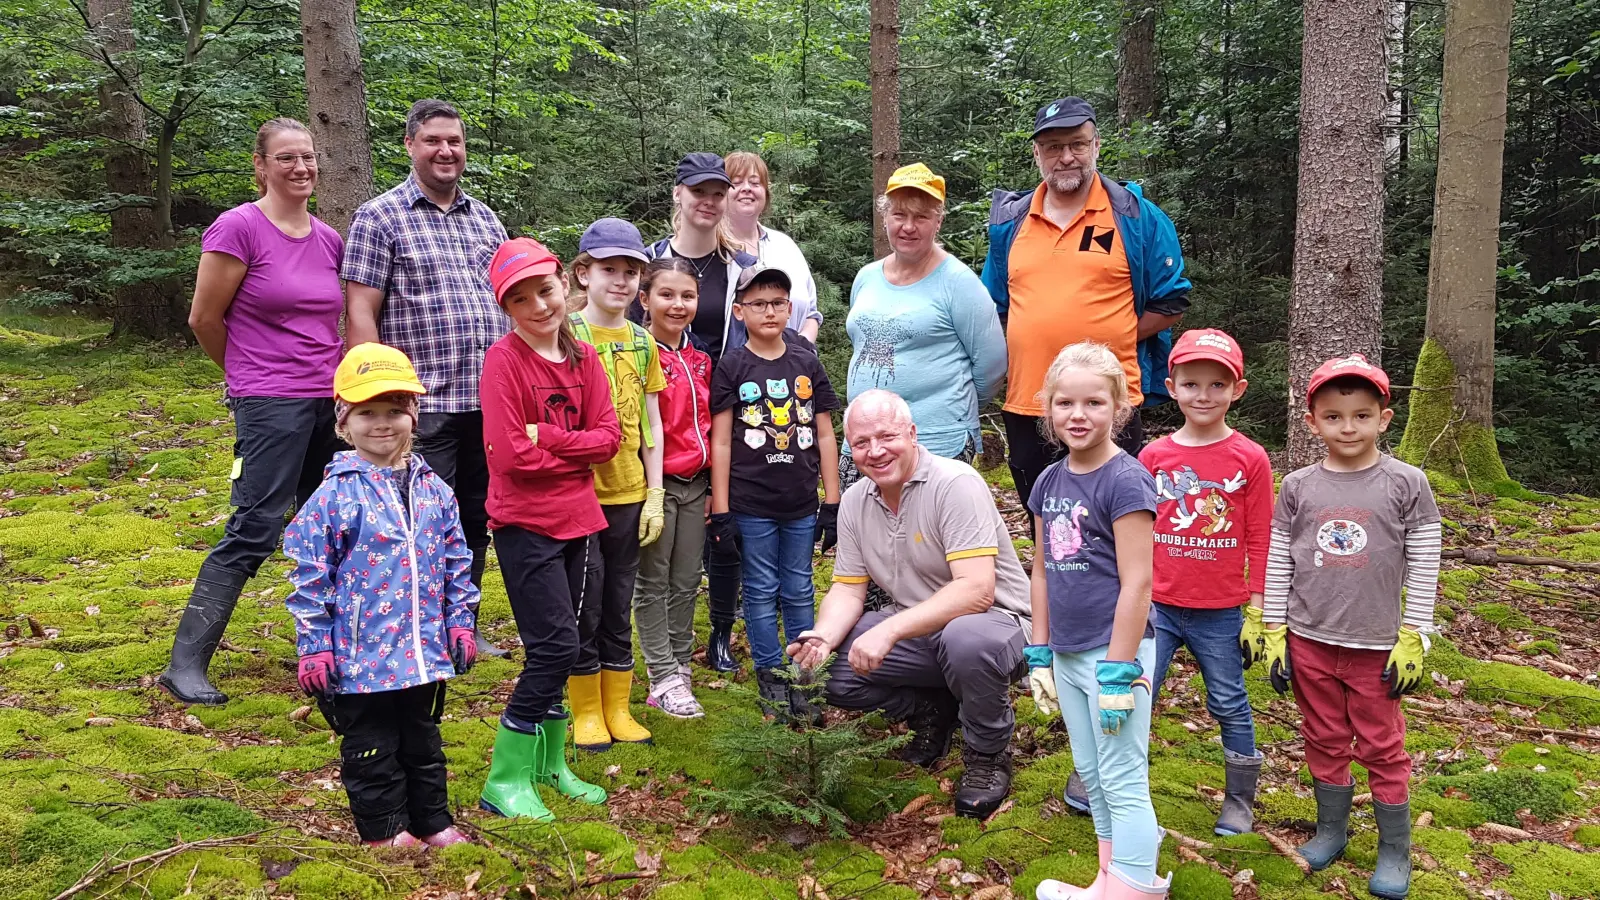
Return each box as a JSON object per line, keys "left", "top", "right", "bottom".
{"left": 1239, "top": 605, "right": 1265, "bottom": 668}
{"left": 1382, "top": 628, "right": 1429, "bottom": 698}
{"left": 1261, "top": 625, "right": 1292, "bottom": 696}
{"left": 639, "top": 487, "right": 666, "bottom": 547}
{"left": 524, "top": 423, "right": 538, "bottom": 445}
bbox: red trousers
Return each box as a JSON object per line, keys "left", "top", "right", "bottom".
{"left": 1288, "top": 633, "right": 1411, "bottom": 803}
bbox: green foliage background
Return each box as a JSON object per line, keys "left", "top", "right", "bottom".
{"left": 0, "top": 0, "right": 1597, "bottom": 489}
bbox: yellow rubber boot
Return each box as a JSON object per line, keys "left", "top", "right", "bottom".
{"left": 600, "top": 668, "right": 653, "bottom": 744}
{"left": 567, "top": 673, "right": 612, "bottom": 752}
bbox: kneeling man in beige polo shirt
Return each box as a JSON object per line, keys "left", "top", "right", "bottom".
{"left": 787, "top": 389, "right": 1029, "bottom": 820}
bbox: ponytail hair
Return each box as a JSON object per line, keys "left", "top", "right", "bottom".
{"left": 252, "top": 117, "right": 313, "bottom": 196}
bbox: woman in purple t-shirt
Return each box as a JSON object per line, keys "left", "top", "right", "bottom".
{"left": 158, "top": 118, "right": 346, "bottom": 706}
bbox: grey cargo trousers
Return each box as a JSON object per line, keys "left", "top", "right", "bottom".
{"left": 824, "top": 607, "right": 1027, "bottom": 754}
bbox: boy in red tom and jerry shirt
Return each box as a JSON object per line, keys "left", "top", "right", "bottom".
{"left": 1138, "top": 328, "right": 1273, "bottom": 837}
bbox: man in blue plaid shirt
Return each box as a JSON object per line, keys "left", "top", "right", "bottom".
{"left": 343, "top": 99, "right": 511, "bottom": 658}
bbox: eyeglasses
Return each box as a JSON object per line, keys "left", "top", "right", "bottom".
{"left": 269, "top": 152, "right": 321, "bottom": 168}
{"left": 1036, "top": 139, "right": 1096, "bottom": 159}
{"left": 738, "top": 299, "right": 791, "bottom": 313}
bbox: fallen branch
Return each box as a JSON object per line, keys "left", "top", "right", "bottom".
{"left": 1260, "top": 831, "right": 1313, "bottom": 876}
{"left": 1442, "top": 547, "right": 1600, "bottom": 574}
{"left": 577, "top": 871, "right": 652, "bottom": 888}
{"left": 1161, "top": 827, "right": 1214, "bottom": 852}
{"left": 1422, "top": 712, "right": 1600, "bottom": 744}
{"left": 53, "top": 832, "right": 265, "bottom": 900}
{"left": 1490, "top": 653, "right": 1582, "bottom": 677}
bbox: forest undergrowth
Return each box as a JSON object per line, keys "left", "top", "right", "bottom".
{"left": 3, "top": 308, "right": 1600, "bottom": 899}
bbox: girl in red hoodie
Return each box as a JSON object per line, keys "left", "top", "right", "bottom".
{"left": 477, "top": 238, "right": 621, "bottom": 822}
{"left": 633, "top": 258, "right": 716, "bottom": 718}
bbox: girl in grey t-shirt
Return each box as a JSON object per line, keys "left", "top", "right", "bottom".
{"left": 1023, "top": 342, "right": 1168, "bottom": 900}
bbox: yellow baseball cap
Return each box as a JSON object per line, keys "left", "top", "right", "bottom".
{"left": 885, "top": 162, "right": 946, "bottom": 203}
{"left": 334, "top": 343, "right": 426, "bottom": 403}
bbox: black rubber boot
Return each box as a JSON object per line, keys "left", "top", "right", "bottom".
{"left": 755, "top": 668, "right": 791, "bottom": 722}
{"left": 1368, "top": 799, "right": 1413, "bottom": 899}
{"left": 157, "top": 564, "right": 248, "bottom": 706}
{"left": 707, "top": 622, "right": 737, "bottom": 672}
{"left": 1215, "top": 750, "right": 1263, "bottom": 836}
{"left": 895, "top": 688, "right": 958, "bottom": 768}
{"left": 469, "top": 551, "right": 509, "bottom": 659}
{"left": 1063, "top": 769, "right": 1091, "bottom": 814}
{"left": 1297, "top": 780, "right": 1353, "bottom": 871}
{"left": 955, "top": 746, "right": 1012, "bottom": 819}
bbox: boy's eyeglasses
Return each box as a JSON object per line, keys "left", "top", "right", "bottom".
{"left": 738, "top": 299, "right": 791, "bottom": 313}
{"left": 269, "top": 152, "right": 321, "bottom": 168}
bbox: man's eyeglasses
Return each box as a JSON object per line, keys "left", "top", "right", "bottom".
{"left": 269, "top": 152, "right": 321, "bottom": 168}
{"left": 738, "top": 299, "right": 791, "bottom": 313}
{"left": 1036, "top": 140, "right": 1095, "bottom": 159}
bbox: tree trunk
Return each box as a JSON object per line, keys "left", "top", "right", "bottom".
{"left": 1117, "top": 0, "right": 1159, "bottom": 127}
{"left": 868, "top": 0, "right": 900, "bottom": 259}
{"left": 300, "top": 0, "right": 374, "bottom": 236}
{"left": 1286, "top": 0, "right": 1388, "bottom": 468}
{"left": 1395, "top": 0, "right": 1514, "bottom": 490}
{"left": 87, "top": 0, "right": 185, "bottom": 339}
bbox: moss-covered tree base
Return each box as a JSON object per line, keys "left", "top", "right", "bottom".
{"left": 1398, "top": 338, "right": 1522, "bottom": 495}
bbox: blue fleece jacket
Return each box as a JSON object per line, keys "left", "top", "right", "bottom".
{"left": 979, "top": 175, "right": 1191, "bottom": 406}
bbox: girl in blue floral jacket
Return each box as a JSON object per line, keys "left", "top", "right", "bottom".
{"left": 283, "top": 343, "right": 480, "bottom": 849}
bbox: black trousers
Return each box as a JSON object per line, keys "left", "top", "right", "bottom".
{"left": 318, "top": 682, "right": 452, "bottom": 842}
{"left": 576, "top": 502, "right": 642, "bottom": 675}
{"left": 496, "top": 525, "right": 590, "bottom": 727}
{"left": 414, "top": 411, "right": 490, "bottom": 559}
{"left": 207, "top": 397, "right": 340, "bottom": 578}
{"left": 1003, "top": 408, "right": 1145, "bottom": 514}
{"left": 704, "top": 541, "right": 741, "bottom": 628}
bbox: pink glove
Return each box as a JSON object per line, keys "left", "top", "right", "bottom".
{"left": 448, "top": 627, "right": 477, "bottom": 674}
{"left": 297, "top": 651, "right": 337, "bottom": 699}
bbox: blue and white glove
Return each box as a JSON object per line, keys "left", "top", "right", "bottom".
{"left": 1024, "top": 645, "right": 1057, "bottom": 717}
{"left": 1096, "top": 659, "right": 1149, "bottom": 735}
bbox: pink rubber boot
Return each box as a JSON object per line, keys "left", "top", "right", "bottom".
{"left": 1036, "top": 839, "right": 1112, "bottom": 899}
{"left": 364, "top": 830, "right": 424, "bottom": 849}
{"left": 421, "top": 826, "right": 471, "bottom": 848}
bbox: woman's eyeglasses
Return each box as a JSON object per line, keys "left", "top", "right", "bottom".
{"left": 269, "top": 152, "right": 321, "bottom": 168}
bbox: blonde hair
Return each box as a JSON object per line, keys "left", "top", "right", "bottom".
{"left": 565, "top": 250, "right": 645, "bottom": 313}
{"left": 670, "top": 184, "right": 742, "bottom": 259}
{"left": 724, "top": 151, "right": 771, "bottom": 216}
{"left": 874, "top": 188, "right": 946, "bottom": 221}
{"left": 1037, "top": 341, "right": 1132, "bottom": 446}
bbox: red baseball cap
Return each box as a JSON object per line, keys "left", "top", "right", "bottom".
{"left": 1168, "top": 328, "right": 1244, "bottom": 380}
{"left": 490, "top": 238, "right": 561, "bottom": 305}
{"left": 1307, "top": 353, "right": 1391, "bottom": 406}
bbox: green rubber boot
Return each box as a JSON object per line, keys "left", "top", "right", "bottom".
{"left": 537, "top": 710, "right": 607, "bottom": 804}
{"left": 479, "top": 722, "right": 554, "bottom": 821}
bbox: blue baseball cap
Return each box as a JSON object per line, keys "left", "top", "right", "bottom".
{"left": 676, "top": 152, "right": 732, "bottom": 187}
{"left": 578, "top": 217, "right": 648, "bottom": 263}
{"left": 1032, "top": 97, "right": 1097, "bottom": 138}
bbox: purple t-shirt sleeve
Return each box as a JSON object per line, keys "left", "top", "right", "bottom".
{"left": 202, "top": 208, "right": 254, "bottom": 263}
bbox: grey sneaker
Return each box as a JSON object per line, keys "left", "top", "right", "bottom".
{"left": 646, "top": 673, "right": 704, "bottom": 719}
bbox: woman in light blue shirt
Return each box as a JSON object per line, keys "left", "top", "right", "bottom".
{"left": 842, "top": 162, "right": 1007, "bottom": 491}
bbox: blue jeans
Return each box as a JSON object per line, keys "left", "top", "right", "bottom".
{"left": 1054, "top": 638, "right": 1160, "bottom": 882}
{"left": 1151, "top": 604, "right": 1257, "bottom": 757}
{"left": 734, "top": 514, "right": 818, "bottom": 669}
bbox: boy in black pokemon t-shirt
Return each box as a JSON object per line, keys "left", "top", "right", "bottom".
{"left": 709, "top": 265, "right": 840, "bottom": 723}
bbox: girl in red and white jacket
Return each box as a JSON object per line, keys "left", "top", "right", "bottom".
{"left": 634, "top": 257, "right": 717, "bottom": 718}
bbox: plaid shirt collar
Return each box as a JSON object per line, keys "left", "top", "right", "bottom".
{"left": 397, "top": 171, "right": 477, "bottom": 215}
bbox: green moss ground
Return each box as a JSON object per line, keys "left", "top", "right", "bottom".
{"left": 2, "top": 309, "right": 1597, "bottom": 898}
